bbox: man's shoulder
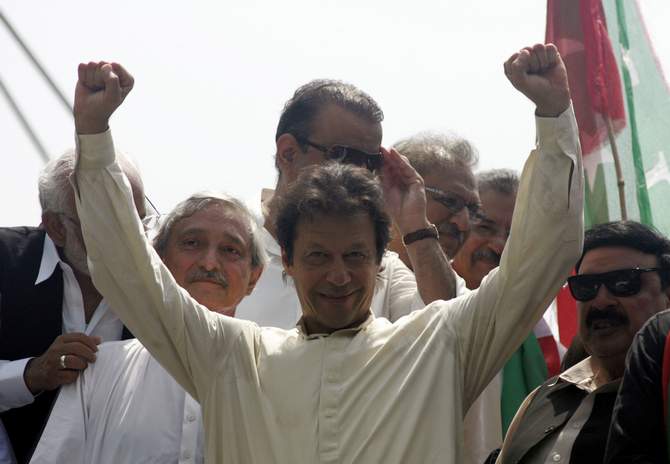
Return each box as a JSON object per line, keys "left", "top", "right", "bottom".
{"left": 0, "top": 226, "right": 45, "bottom": 257}
{"left": 95, "top": 339, "right": 147, "bottom": 363}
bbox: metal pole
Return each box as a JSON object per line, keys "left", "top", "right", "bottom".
{"left": 0, "top": 75, "right": 50, "bottom": 163}
{"left": 0, "top": 8, "right": 72, "bottom": 115}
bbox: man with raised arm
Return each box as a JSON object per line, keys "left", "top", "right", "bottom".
{"left": 71, "top": 43, "right": 583, "bottom": 462}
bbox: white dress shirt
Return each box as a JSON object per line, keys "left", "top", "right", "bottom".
{"left": 0, "top": 236, "right": 123, "bottom": 412}
{"left": 0, "top": 421, "right": 15, "bottom": 464}
{"left": 72, "top": 106, "right": 582, "bottom": 463}
{"left": 235, "top": 207, "right": 431, "bottom": 328}
{"left": 30, "top": 339, "right": 203, "bottom": 464}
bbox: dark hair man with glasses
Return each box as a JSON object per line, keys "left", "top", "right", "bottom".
{"left": 235, "top": 79, "right": 459, "bottom": 328}
{"left": 495, "top": 220, "right": 670, "bottom": 464}
{"left": 389, "top": 132, "right": 479, "bottom": 263}
{"left": 0, "top": 150, "right": 147, "bottom": 463}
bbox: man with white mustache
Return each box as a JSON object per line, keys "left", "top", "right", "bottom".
{"left": 30, "top": 193, "right": 265, "bottom": 464}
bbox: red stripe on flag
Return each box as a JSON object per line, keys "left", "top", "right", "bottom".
{"left": 546, "top": 0, "right": 626, "bottom": 155}
{"left": 537, "top": 335, "right": 561, "bottom": 377}
{"left": 556, "top": 284, "right": 578, "bottom": 348}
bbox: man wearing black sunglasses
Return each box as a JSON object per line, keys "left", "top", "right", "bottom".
{"left": 235, "top": 79, "right": 459, "bottom": 328}
{"left": 496, "top": 220, "right": 670, "bottom": 464}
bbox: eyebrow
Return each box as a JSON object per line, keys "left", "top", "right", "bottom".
{"left": 177, "top": 227, "right": 246, "bottom": 246}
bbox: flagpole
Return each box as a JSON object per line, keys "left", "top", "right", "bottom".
{"left": 605, "top": 117, "right": 628, "bottom": 220}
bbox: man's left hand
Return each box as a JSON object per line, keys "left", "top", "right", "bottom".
{"left": 380, "top": 147, "right": 431, "bottom": 236}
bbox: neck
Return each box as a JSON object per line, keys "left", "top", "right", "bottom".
{"left": 72, "top": 269, "right": 103, "bottom": 324}
{"left": 590, "top": 354, "right": 625, "bottom": 385}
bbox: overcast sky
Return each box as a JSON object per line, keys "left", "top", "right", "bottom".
{"left": 2, "top": 1, "right": 669, "bottom": 225}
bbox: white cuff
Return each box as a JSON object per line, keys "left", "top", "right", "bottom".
{"left": 0, "top": 358, "right": 35, "bottom": 412}
{"left": 75, "top": 129, "right": 116, "bottom": 170}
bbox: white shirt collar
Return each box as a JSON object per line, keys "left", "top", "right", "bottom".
{"left": 35, "top": 234, "right": 62, "bottom": 285}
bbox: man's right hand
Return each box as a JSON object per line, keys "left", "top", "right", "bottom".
{"left": 74, "top": 61, "right": 134, "bottom": 134}
{"left": 23, "top": 333, "right": 100, "bottom": 394}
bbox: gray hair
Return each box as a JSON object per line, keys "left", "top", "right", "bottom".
{"left": 392, "top": 131, "right": 478, "bottom": 178}
{"left": 38, "top": 149, "right": 143, "bottom": 216}
{"left": 153, "top": 192, "right": 266, "bottom": 269}
{"left": 476, "top": 169, "right": 519, "bottom": 196}
{"left": 38, "top": 149, "right": 76, "bottom": 215}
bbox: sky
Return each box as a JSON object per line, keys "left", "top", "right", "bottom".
{"left": 2, "top": 1, "right": 670, "bottom": 225}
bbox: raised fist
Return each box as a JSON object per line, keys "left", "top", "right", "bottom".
{"left": 504, "top": 43, "right": 571, "bottom": 117}
{"left": 74, "top": 61, "right": 134, "bottom": 134}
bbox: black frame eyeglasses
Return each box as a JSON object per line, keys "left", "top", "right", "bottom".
{"left": 297, "top": 137, "right": 384, "bottom": 172}
{"left": 567, "top": 267, "right": 661, "bottom": 301}
{"left": 424, "top": 186, "right": 480, "bottom": 217}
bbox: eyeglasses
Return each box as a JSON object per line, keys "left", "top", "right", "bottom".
{"left": 424, "top": 186, "right": 479, "bottom": 217}
{"left": 297, "top": 137, "right": 384, "bottom": 172}
{"left": 567, "top": 267, "right": 661, "bottom": 302}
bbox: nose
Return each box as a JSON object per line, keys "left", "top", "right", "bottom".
{"left": 198, "top": 246, "right": 220, "bottom": 272}
{"left": 488, "top": 235, "right": 506, "bottom": 255}
{"left": 451, "top": 207, "right": 470, "bottom": 233}
{"left": 590, "top": 282, "right": 618, "bottom": 307}
{"left": 325, "top": 258, "right": 352, "bottom": 287}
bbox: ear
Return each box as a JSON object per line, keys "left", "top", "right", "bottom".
{"left": 42, "top": 212, "right": 67, "bottom": 247}
{"left": 245, "top": 265, "right": 264, "bottom": 296}
{"left": 281, "top": 249, "right": 294, "bottom": 278}
{"left": 275, "top": 133, "right": 303, "bottom": 179}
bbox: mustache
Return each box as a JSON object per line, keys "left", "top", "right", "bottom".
{"left": 187, "top": 269, "right": 228, "bottom": 288}
{"left": 472, "top": 248, "right": 500, "bottom": 266}
{"left": 585, "top": 307, "right": 628, "bottom": 328}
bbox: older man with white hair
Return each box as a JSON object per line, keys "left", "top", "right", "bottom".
{"left": 30, "top": 192, "right": 265, "bottom": 464}
{"left": 0, "top": 151, "right": 146, "bottom": 463}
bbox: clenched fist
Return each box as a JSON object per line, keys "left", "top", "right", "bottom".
{"left": 504, "top": 43, "right": 571, "bottom": 117}
{"left": 74, "top": 61, "right": 134, "bottom": 134}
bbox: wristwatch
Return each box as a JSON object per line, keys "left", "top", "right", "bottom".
{"left": 402, "top": 224, "right": 439, "bottom": 246}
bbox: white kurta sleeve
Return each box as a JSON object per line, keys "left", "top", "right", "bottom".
{"left": 73, "top": 130, "right": 257, "bottom": 401}
{"left": 447, "top": 105, "right": 583, "bottom": 409}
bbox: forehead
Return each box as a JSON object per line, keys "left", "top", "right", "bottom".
{"left": 479, "top": 189, "right": 515, "bottom": 225}
{"left": 294, "top": 213, "right": 377, "bottom": 250}
{"left": 309, "top": 104, "right": 382, "bottom": 153}
{"left": 423, "top": 164, "right": 478, "bottom": 203}
{"left": 170, "top": 204, "right": 249, "bottom": 243}
{"left": 578, "top": 246, "right": 658, "bottom": 275}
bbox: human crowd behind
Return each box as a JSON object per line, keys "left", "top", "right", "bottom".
{"left": 0, "top": 42, "right": 667, "bottom": 463}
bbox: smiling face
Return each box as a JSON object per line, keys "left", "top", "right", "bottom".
{"left": 452, "top": 188, "right": 515, "bottom": 289}
{"left": 283, "top": 212, "right": 380, "bottom": 334}
{"left": 577, "top": 246, "right": 670, "bottom": 367}
{"left": 161, "top": 204, "right": 262, "bottom": 315}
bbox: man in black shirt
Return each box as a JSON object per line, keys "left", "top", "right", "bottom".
{"left": 605, "top": 309, "right": 670, "bottom": 463}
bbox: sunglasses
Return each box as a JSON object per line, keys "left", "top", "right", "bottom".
{"left": 298, "top": 138, "right": 384, "bottom": 172}
{"left": 424, "top": 186, "right": 480, "bottom": 217}
{"left": 567, "top": 267, "right": 661, "bottom": 301}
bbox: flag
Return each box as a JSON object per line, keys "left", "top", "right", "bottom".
{"left": 546, "top": 0, "right": 670, "bottom": 354}
{"left": 547, "top": 0, "right": 670, "bottom": 233}
{"left": 501, "top": 333, "right": 548, "bottom": 436}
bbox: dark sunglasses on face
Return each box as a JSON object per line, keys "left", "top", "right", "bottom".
{"left": 567, "top": 267, "right": 661, "bottom": 302}
{"left": 424, "top": 186, "right": 480, "bottom": 217}
{"left": 298, "top": 137, "right": 384, "bottom": 172}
